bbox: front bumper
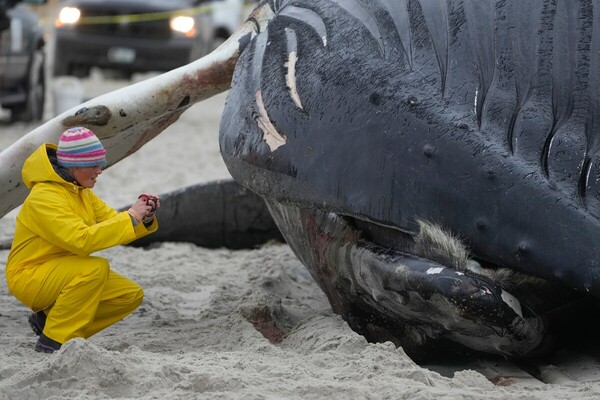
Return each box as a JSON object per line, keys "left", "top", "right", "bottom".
{"left": 53, "top": 28, "right": 199, "bottom": 72}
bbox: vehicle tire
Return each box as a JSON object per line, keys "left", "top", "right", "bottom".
{"left": 70, "top": 65, "right": 91, "bottom": 79}
{"left": 10, "top": 48, "right": 45, "bottom": 122}
{"left": 101, "top": 69, "right": 133, "bottom": 81}
{"left": 52, "top": 57, "right": 71, "bottom": 77}
{"left": 210, "top": 33, "right": 228, "bottom": 52}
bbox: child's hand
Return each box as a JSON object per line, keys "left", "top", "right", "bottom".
{"left": 128, "top": 194, "right": 158, "bottom": 223}
{"left": 138, "top": 194, "right": 160, "bottom": 212}
{"left": 138, "top": 194, "right": 160, "bottom": 223}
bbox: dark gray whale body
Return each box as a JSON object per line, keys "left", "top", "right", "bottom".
{"left": 219, "top": 0, "right": 600, "bottom": 359}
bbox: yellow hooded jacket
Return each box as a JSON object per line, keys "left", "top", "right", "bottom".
{"left": 6, "top": 143, "right": 158, "bottom": 288}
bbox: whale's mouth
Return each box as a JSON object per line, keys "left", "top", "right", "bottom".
{"left": 218, "top": 156, "right": 548, "bottom": 357}
{"left": 264, "top": 200, "right": 546, "bottom": 359}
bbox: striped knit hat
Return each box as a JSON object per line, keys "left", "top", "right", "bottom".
{"left": 56, "top": 127, "right": 107, "bottom": 168}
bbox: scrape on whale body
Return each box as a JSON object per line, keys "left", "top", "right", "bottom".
{"left": 218, "top": 0, "right": 600, "bottom": 357}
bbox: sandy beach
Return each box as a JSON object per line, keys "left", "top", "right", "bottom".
{"left": 1, "top": 65, "right": 600, "bottom": 399}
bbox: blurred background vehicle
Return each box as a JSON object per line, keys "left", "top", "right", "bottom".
{"left": 0, "top": 0, "right": 258, "bottom": 123}
{"left": 52, "top": 0, "right": 214, "bottom": 79}
{"left": 207, "top": 0, "right": 257, "bottom": 49}
{"left": 0, "top": 0, "right": 47, "bottom": 122}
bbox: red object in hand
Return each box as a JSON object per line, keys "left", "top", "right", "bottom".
{"left": 138, "top": 194, "right": 158, "bottom": 212}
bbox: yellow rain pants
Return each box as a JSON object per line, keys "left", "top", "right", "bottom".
{"left": 6, "top": 143, "right": 157, "bottom": 344}
{"left": 9, "top": 255, "right": 143, "bottom": 343}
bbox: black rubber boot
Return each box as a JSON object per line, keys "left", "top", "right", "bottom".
{"left": 35, "top": 334, "right": 62, "bottom": 354}
{"left": 28, "top": 311, "right": 46, "bottom": 336}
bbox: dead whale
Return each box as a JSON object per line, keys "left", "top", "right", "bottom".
{"left": 2, "top": 0, "right": 600, "bottom": 360}
{"left": 218, "top": 0, "right": 600, "bottom": 359}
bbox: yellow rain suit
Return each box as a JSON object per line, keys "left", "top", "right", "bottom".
{"left": 6, "top": 143, "right": 158, "bottom": 344}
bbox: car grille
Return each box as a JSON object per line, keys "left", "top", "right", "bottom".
{"left": 74, "top": 7, "right": 174, "bottom": 40}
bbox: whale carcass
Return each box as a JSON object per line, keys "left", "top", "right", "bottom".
{"left": 2, "top": 0, "right": 600, "bottom": 360}
{"left": 218, "top": 0, "right": 600, "bottom": 360}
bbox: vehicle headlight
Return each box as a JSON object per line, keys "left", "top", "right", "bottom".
{"left": 170, "top": 16, "right": 196, "bottom": 37}
{"left": 56, "top": 7, "right": 81, "bottom": 26}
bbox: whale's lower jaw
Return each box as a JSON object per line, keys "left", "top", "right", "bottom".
{"left": 264, "top": 200, "right": 547, "bottom": 360}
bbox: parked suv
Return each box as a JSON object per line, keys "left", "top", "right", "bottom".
{"left": 207, "top": 0, "right": 257, "bottom": 49}
{"left": 0, "top": 0, "right": 47, "bottom": 122}
{"left": 53, "top": 0, "right": 214, "bottom": 79}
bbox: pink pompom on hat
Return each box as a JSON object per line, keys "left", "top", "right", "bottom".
{"left": 56, "top": 127, "right": 107, "bottom": 168}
